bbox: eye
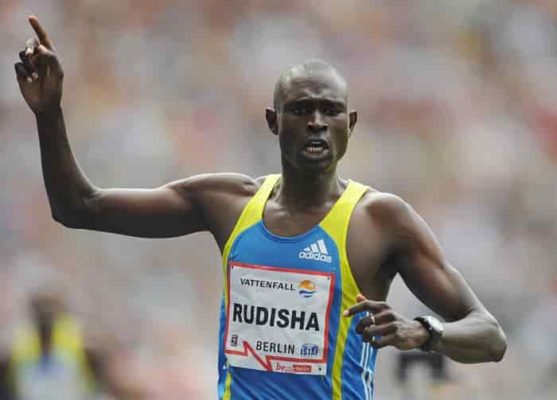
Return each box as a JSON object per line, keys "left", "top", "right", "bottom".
{"left": 292, "top": 106, "right": 309, "bottom": 116}
{"left": 323, "top": 107, "right": 339, "bottom": 116}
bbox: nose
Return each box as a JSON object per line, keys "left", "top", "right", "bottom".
{"left": 307, "top": 110, "right": 328, "bottom": 133}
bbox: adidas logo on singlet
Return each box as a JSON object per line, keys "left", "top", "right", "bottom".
{"left": 299, "top": 239, "right": 332, "bottom": 263}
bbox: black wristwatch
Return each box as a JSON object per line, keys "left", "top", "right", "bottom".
{"left": 414, "top": 315, "right": 444, "bottom": 352}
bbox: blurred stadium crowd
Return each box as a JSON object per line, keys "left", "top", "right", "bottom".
{"left": 1, "top": 0, "right": 556, "bottom": 398}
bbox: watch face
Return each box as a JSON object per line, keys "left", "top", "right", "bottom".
{"left": 427, "top": 316, "right": 444, "bottom": 333}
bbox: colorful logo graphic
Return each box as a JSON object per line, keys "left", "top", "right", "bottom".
{"left": 298, "top": 280, "right": 316, "bottom": 298}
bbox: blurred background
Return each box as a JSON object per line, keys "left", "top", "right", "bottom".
{"left": 1, "top": 0, "right": 556, "bottom": 399}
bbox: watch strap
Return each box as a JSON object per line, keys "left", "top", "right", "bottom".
{"left": 414, "top": 315, "right": 443, "bottom": 352}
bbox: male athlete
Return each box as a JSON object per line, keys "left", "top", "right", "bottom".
{"left": 15, "top": 16, "right": 506, "bottom": 399}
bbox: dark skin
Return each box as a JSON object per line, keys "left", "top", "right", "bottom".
{"left": 14, "top": 16, "right": 506, "bottom": 364}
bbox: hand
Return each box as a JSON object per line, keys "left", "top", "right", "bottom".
{"left": 344, "top": 294, "right": 430, "bottom": 350}
{"left": 15, "top": 16, "right": 64, "bottom": 114}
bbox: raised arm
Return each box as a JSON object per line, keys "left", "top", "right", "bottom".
{"left": 15, "top": 16, "right": 253, "bottom": 239}
{"left": 346, "top": 194, "right": 507, "bottom": 363}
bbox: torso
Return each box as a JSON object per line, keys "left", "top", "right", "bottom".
{"left": 205, "top": 175, "right": 398, "bottom": 303}
{"left": 215, "top": 174, "right": 380, "bottom": 399}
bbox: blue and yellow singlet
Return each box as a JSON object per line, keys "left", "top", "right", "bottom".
{"left": 218, "top": 174, "right": 377, "bottom": 399}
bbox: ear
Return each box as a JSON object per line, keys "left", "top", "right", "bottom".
{"left": 348, "top": 110, "right": 357, "bottom": 137}
{"left": 266, "top": 107, "right": 278, "bottom": 135}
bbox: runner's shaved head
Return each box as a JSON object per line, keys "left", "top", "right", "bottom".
{"left": 273, "top": 59, "right": 347, "bottom": 110}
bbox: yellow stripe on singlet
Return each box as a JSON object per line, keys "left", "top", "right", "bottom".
{"left": 320, "top": 180, "right": 368, "bottom": 400}
{"left": 221, "top": 174, "right": 280, "bottom": 400}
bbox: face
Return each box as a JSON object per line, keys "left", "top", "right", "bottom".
{"left": 266, "top": 69, "right": 357, "bottom": 174}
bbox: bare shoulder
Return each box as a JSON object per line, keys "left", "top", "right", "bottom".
{"left": 355, "top": 189, "right": 422, "bottom": 241}
{"left": 359, "top": 190, "right": 413, "bottom": 222}
{"left": 357, "top": 188, "right": 441, "bottom": 258}
{"left": 167, "top": 173, "right": 271, "bottom": 247}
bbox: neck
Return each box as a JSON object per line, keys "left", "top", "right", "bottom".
{"left": 38, "top": 322, "right": 54, "bottom": 357}
{"left": 277, "top": 160, "right": 343, "bottom": 211}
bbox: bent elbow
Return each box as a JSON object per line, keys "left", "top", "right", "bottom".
{"left": 51, "top": 209, "right": 67, "bottom": 225}
{"left": 491, "top": 334, "right": 507, "bottom": 362}
{"left": 51, "top": 208, "right": 89, "bottom": 229}
{"left": 491, "top": 347, "right": 506, "bottom": 363}
{"left": 52, "top": 211, "right": 77, "bottom": 228}
{"left": 488, "top": 321, "right": 507, "bottom": 362}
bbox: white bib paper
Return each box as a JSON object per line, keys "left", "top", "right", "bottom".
{"left": 224, "top": 262, "right": 334, "bottom": 375}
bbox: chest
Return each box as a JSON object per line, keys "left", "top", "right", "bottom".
{"left": 230, "top": 201, "right": 394, "bottom": 300}
{"left": 262, "top": 200, "right": 331, "bottom": 237}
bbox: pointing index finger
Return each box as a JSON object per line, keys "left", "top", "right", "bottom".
{"left": 28, "top": 15, "right": 54, "bottom": 50}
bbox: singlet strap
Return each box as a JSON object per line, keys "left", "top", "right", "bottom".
{"left": 222, "top": 174, "right": 280, "bottom": 258}
{"left": 221, "top": 174, "right": 281, "bottom": 299}
{"left": 320, "top": 180, "right": 369, "bottom": 246}
{"left": 320, "top": 180, "right": 369, "bottom": 400}
{"left": 235, "top": 174, "right": 281, "bottom": 231}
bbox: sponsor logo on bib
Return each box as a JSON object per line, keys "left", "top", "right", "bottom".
{"left": 298, "top": 280, "right": 317, "bottom": 298}
{"left": 300, "top": 343, "right": 319, "bottom": 357}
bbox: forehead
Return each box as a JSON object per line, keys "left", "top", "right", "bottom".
{"left": 280, "top": 70, "right": 348, "bottom": 104}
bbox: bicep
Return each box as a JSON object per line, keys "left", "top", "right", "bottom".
{"left": 391, "top": 202, "right": 486, "bottom": 321}
{"left": 78, "top": 177, "right": 209, "bottom": 238}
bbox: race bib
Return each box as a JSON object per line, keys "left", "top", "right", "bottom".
{"left": 224, "top": 262, "right": 334, "bottom": 375}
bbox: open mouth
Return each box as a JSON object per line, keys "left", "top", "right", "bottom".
{"left": 303, "top": 139, "right": 329, "bottom": 154}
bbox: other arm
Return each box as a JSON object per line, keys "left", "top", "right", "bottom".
{"left": 346, "top": 194, "right": 507, "bottom": 363}
{"left": 391, "top": 196, "right": 507, "bottom": 362}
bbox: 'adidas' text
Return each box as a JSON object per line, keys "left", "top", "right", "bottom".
{"left": 299, "top": 239, "right": 332, "bottom": 263}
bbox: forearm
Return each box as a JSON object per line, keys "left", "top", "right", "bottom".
{"left": 36, "top": 107, "right": 96, "bottom": 224}
{"left": 433, "top": 311, "right": 507, "bottom": 363}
